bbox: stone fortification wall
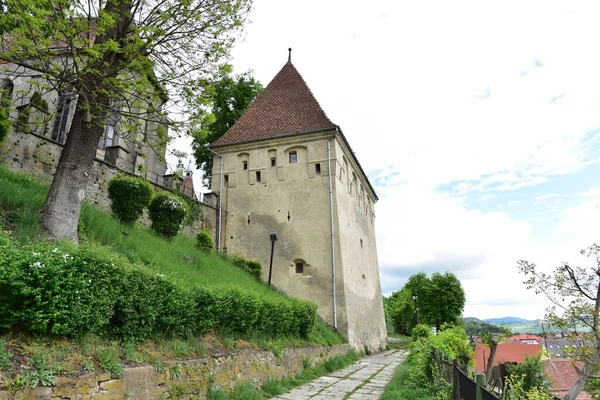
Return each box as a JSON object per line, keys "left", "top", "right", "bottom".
{"left": 0, "top": 130, "right": 216, "bottom": 239}
{"left": 0, "top": 344, "right": 350, "bottom": 399}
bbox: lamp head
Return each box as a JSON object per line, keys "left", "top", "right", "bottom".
{"left": 269, "top": 232, "right": 279, "bottom": 241}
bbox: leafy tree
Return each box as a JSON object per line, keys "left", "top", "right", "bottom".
{"left": 518, "top": 244, "right": 600, "bottom": 400}
{"left": 505, "top": 354, "right": 550, "bottom": 394}
{"left": 0, "top": 0, "right": 251, "bottom": 242}
{"left": 190, "top": 66, "right": 263, "bottom": 186}
{"left": 403, "top": 271, "right": 466, "bottom": 330}
{"left": 0, "top": 108, "right": 8, "bottom": 144}
{"left": 386, "top": 287, "right": 415, "bottom": 335}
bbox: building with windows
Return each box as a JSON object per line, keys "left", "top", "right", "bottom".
{"left": 209, "top": 56, "right": 387, "bottom": 351}
{"left": 0, "top": 62, "right": 169, "bottom": 184}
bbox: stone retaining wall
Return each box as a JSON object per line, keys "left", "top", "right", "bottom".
{"left": 0, "top": 130, "right": 217, "bottom": 239}
{"left": 0, "top": 344, "right": 350, "bottom": 399}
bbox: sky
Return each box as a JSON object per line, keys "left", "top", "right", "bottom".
{"left": 169, "top": 0, "right": 600, "bottom": 320}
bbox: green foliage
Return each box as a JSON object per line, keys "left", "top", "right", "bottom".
{"left": 196, "top": 230, "right": 214, "bottom": 253}
{"left": 148, "top": 192, "right": 188, "bottom": 238}
{"left": 0, "top": 0, "right": 252, "bottom": 240}
{"left": 0, "top": 231, "right": 317, "bottom": 341}
{"left": 504, "top": 374, "right": 553, "bottom": 400}
{"left": 107, "top": 176, "right": 154, "bottom": 226}
{"left": 0, "top": 339, "right": 13, "bottom": 370}
{"left": 381, "top": 359, "right": 431, "bottom": 400}
{"left": 174, "top": 188, "right": 202, "bottom": 225}
{"left": 0, "top": 106, "right": 10, "bottom": 144}
{"left": 518, "top": 244, "right": 600, "bottom": 398}
{"left": 0, "top": 240, "right": 122, "bottom": 335}
{"left": 96, "top": 346, "right": 124, "bottom": 377}
{"left": 505, "top": 354, "right": 549, "bottom": 393}
{"left": 463, "top": 317, "right": 507, "bottom": 337}
{"left": 411, "top": 324, "right": 431, "bottom": 341}
{"left": 231, "top": 255, "right": 262, "bottom": 281}
{"left": 406, "top": 325, "right": 472, "bottom": 399}
{"left": 190, "top": 67, "right": 264, "bottom": 185}
{"left": 386, "top": 287, "right": 416, "bottom": 335}
{"left": 402, "top": 271, "right": 466, "bottom": 330}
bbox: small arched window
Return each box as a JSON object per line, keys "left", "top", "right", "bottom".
{"left": 293, "top": 258, "right": 305, "bottom": 274}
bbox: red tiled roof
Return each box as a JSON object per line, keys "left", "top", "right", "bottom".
{"left": 211, "top": 61, "right": 336, "bottom": 147}
{"left": 507, "top": 334, "right": 543, "bottom": 342}
{"left": 544, "top": 360, "right": 592, "bottom": 400}
{"left": 474, "top": 343, "right": 542, "bottom": 373}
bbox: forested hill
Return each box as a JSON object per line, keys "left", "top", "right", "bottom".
{"left": 463, "top": 317, "right": 509, "bottom": 336}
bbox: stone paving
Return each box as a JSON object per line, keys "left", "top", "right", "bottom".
{"left": 272, "top": 349, "right": 406, "bottom": 400}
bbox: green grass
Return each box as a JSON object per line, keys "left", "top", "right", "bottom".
{"left": 381, "top": 359, "right": 431, "bottom": 400}
{"left": 0, "top": 166, "right": 343, "bottom": 347}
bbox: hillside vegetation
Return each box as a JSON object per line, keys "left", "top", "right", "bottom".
{"left": 0, "top": 166, "right": 344, "bottom": 388}
{"left": 463, "top": 317, "right": 509, "bottom": 337}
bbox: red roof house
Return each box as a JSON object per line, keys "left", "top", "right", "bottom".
{"left": 544, "top": 359, "right": 592, "bottom": 400}
{"left": 506, "top": 334, "right": 543, "bottom": 344}
{"left": 474, "top": 343, "right": 542, "bottom": 374}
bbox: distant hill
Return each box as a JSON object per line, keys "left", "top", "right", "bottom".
{"left": 482, "top": 316, "right": 544, "bottom": 334}
{"left": 483, "top": 317, "right": 529, "bottom": 325}
{"left": 463, "top": 317, "right": 507, "bottom": 337}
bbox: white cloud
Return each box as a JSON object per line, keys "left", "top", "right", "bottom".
{"left": 182, "top": 0, "right": 600, "bottom": 320}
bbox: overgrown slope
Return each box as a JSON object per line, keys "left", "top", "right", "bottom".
{"left": 0, "top": 166, "right": 343, "bottom": 346}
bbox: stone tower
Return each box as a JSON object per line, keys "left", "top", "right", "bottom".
{"left": 210, "top": 57, "right": 386, "bottom": 351}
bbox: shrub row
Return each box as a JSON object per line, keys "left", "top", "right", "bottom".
{"left": 107, "top": 176, "right": 191, "bottom": 238}
{"left": 231, "top": 255, "right": 262, "bottom": 281}
{"left": 0, "top": 233, "right": 316, "bottom": 340}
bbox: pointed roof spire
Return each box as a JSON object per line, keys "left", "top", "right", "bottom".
{"left": 288, "top": 47, "right": 292, "bottom": 62}
{"left": 211, "top": 60, "right": 336, "bottom": 147}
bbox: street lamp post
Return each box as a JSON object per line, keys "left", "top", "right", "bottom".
{"left": 268, "top": 232, "right": 278, "bottom": 287}
{"left": 412, "top": 294, "right": 418, "bottom": 326}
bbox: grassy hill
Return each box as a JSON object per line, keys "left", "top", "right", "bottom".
{"left": 463, "top": 317, "right": 508, "bottom": 337}
{"left": 482, "top": 317, "right": 544, "bottom": 334}
{"left": 0, "top": 165, "right": 347, "bottom": 391}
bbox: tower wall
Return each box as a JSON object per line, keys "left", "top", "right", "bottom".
{"left": 212, "top": 132, "right": 386, "bottom": 351}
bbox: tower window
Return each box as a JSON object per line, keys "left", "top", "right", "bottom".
{"left": 289, "top": 151, "right": 297, "bottom": 164}
{"left": 295, "top": 262, "right": 304, "bottom": 274}
{"left": 315, "top": 163, "right": 321, "bottom": 174}
{"left": 271, "top": 157, "right": 276, "bottom": 167}
{"left": 224, "top": 174, "right": 229, "bottom": 187}
{"left": 256, "top": 171, "right": 261, "bottom": 182}
{"left": 242, "top": 161, "right": 248, "bottom": 170}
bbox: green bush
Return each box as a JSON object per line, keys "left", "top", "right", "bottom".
{"left": 107, "top": 176, "right": 154, "bottom": 226}
{"left": 0, "top": 240, "right": 122, "bottom": 335}
{"left": 0, "top": 108, "right": 9, "bottom": 144}
{"left": 231, "top": 255, "right": 262, "bottom": 281}
{"left": 0, "top": 232, "right": 317, "bottom": 341}
{"left": 148, "top": 192, "right": 188, "bottom": 238}
{"left": 196, "top": 231, "right": 214, "bottom": 254}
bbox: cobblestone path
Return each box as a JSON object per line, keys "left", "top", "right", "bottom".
{"left": 272, "top": 349, "right": 406, "bottom": 400}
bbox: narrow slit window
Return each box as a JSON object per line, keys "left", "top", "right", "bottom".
{"left": 256, "top": 171, "right": 261, "bottom": 182}
{"left": 242, "top": 161, "right": 248, "bottom": 170}
{"left": 289, "top": 151, "right": 297, "bottom": 164}
{"left": 315, "top": 163, "right": 321, "bottom": 174}
{"left": 295, "top": 262, "right": 304, "bottom": 274}
{"left": 224, "top": 174, "right": 229, "bottom": 187}
{"left": 271, "top": 157, "right": 276, "bottom": 167}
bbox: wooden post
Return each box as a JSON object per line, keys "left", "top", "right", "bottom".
{"left": 453, "top": 359, "right": 459, "bottom": 400}
{"left": 476, "top": 374, "right": 486, "bottom": 400}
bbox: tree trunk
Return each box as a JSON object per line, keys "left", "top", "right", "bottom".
{"left": 485, "top": 340, "right": 497, "bottom": 383}
{"left": 41, "top": 101, "right": 105, "bottom": 242}
{"left": 564, "top": 360, "right": 594, "bottom": 400}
